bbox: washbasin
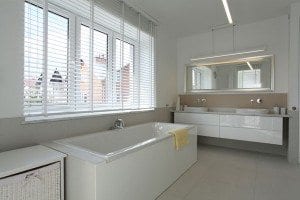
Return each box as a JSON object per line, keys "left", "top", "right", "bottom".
{"left": 184, "top": 106, "right": 208, "bottom": 112}
{"left": 235, "top": 108, "right": 269, "bottom": 114}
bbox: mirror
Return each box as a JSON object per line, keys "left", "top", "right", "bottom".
{"left": 185, "top": 55, "right": 274, "bottom": 92}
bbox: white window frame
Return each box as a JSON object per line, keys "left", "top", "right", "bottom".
{"left": 113, "top": 33, "right": 139, "bottom": 110}
{"left": 24, "top": 1, "right": 76, "bottom": 115}
{"left": 76, "top": 17, "right": 114, "bottom": 111}
{"left": 24, "top": 1, "right": 155, "bottom": 121}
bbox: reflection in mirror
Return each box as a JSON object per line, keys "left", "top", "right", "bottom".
{"left": 186, "top": 55, "right": 273, "bottom": 92}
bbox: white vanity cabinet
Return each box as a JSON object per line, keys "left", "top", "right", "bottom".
{"left": 0, "top": 145, "right": 66, "bottom": 200}
{"left": 220, "top": 115, "right": 283, "bottom": 145}
{"left": 174, "top": 112, "right": 284, "bottom": 145}
{"left": 174, "top": 112, "right": 220, "bottom": 137}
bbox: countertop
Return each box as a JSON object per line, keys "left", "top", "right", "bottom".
{"left": 172, "top": 110, "right": 290, "bottom": 118}
{"left": 0, "top": 145, "right": 66, "bottom": 178}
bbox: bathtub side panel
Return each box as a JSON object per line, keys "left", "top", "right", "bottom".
{"left": 95, "top": 128, "right": 197, "bottom": 200}
{"left": 65, "top": 156, "right": 96, "bottom": 200}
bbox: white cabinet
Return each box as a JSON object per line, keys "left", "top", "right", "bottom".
{"left": 174, "top": 113, "right": 219, "bottom": 137}
{"left": 220, "top": 115, "right": 283, "bottom": 131}
{"left": 220, "top": 115, "right": 283, "bottom": 145}
{"left": 0, "top": 145, "right": 66, "bottom": 200}
{"left": 174, "top": 112, "right": 284, "bottom": 145}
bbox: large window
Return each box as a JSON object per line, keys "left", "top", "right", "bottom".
{"left": 24, "top": 0, "right": 156, "bottom": 117}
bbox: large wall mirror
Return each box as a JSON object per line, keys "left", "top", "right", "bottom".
{"left": 185, "top": 55, "right": 274, "bottom": 92}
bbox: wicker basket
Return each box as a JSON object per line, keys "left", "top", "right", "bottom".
{"left": 0, "top": 162, "right": 61, "bottom": 200}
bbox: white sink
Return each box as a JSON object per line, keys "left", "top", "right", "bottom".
{"left": 184, "top": 107, "right": 208, "bottom": 113}
{"left": 235, "top": 108, "right": 269, "bottom": 115}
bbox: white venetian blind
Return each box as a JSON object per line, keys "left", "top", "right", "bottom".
{"left": 24, "top": 0, "right": 156, "bottom": 117}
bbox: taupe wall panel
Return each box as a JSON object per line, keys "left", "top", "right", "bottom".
{"left": 180, "top": 93, "right": 287, "bottom": 109}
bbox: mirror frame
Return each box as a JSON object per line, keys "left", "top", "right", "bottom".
{"left": 184, "top": 54, "right": 275, "bottom": 93}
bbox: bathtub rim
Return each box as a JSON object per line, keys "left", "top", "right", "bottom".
{"left": 44, "top": 122, "right": 196, "bottom": 164}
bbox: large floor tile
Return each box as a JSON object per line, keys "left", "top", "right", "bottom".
{"left": 164, "top": 161, "right": 212, "bottom": 198}
{"left": 254, "top": 172, "right": 300, "bottom": 200}
{"left": 159, "top": 145, "right": 300, "bottom": 200}
{"left": 256, "top": 153, "right": 300, "bottom": 180}
{"left": 185, "top": 179, "right": 254, "bottom": 200}
{"left": 156, "top": 192, "right": 183, "bottom": 200}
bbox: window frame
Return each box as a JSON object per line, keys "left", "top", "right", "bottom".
{"left": 76, "top": 17, "right": 113, "bottom": 111}
{"left": 113, "top": 33, "right": 139, "bottom": 110}
{"left": 24, "top": 1, "right": 76, "bottom": 115}
{"left": 23, "top": 0, "right": 155, "bottom": 120}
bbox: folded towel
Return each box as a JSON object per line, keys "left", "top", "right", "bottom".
{"left": 169, "top": 128, "right": 189, "bottom": 150}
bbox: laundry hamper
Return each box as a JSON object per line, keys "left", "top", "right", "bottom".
{"left": 0, "top": 145, "right": 66, "bottom": 200}
{"left": 0, "top": 162, "right": 60, "bottom": 200}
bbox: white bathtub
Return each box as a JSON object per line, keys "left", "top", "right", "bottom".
{"left": 45, "top": 122, "right": 197, "bottom": 200}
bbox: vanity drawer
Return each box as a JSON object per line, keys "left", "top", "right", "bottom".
{"left": 196, "top": 125, "right": 219, "bottom": 137}
{"left": 220, "top": 115, "right": 282, "bottom": 131}
{"left": 220, "top": 126, "right": 282, "bottom": 145}
{"left": 174, "top": 113, "right": 219, "bottom": 125}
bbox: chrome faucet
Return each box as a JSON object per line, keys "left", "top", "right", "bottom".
{"left": 196, "top": 98, "right": 207, "bottom": 105}
{"left": 113, "top": 118, "right": 125, "bottom": 129}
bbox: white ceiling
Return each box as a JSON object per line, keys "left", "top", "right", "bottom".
{"left": 125, "top": 0, "right": 300, "bottom": 38}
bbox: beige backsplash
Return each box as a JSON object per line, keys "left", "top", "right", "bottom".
{"left": 180, "top": 93, "right": 287, "bottom": 109}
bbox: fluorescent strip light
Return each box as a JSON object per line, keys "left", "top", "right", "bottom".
{"left": 246, "top": 61, "right": 254, "bottom": 70}
{"left": 222, "top": 0, "right": 233, "bottom": 24}
{"left": 190, "top": 47, "right": 266, "bottom": 62}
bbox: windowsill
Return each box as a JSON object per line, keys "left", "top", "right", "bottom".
{"left": 22, "top": 108, "right": 155, "bottom": 124}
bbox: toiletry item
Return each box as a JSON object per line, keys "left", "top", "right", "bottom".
{"left": 180, "top": 105, "right": 184, "bottom": 111}
{"left": 176, "top": 96, "right": 180, "bottom": 111}
{"left": 183, "top": 105, "right": 188, "bottom": 111}
{"left": 273, "top": 106, "right": 280, "bottom": 114}
{"left": 280, "top": 108, "right": 287, "bottom": 115}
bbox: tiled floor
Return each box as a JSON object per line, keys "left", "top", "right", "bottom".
{"left": 156, "top": 145, "right": 300, "bottom": 200}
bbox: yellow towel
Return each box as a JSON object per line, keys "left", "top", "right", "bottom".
{"left": 169, "top": 128, "right": 189, "bottom": 150}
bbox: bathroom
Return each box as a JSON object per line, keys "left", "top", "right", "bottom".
{"left": 0, "top": 0, "right": 300, "bottom": 199}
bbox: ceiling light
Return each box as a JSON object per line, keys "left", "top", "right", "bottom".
{"left": 221, "top": 0, "right": 233, "bottom": 24}
{"left": 246, "top": 61, "right": 254, "bottom": 70}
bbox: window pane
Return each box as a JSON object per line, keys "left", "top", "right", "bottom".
{"left": 47, "top": 11, "right": 69, "bottom": 113}
{"left": 78, "top": 25, "right": 91, "bottom": 110}
{"left": 93, "top": 29, "right": 108, "bottom": 108}
{"left": 115, "top": 39, "right": 135, "bottom": 109}
{"left": 24, "top": 2, "right": 44, "bottom": 115}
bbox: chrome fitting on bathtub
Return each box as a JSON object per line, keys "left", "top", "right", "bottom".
{"left": 113, "top": 119, "right": 125, "bottom": 129}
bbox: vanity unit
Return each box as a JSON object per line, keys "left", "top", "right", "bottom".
{"left": 175, "top": 111, "right": 285, "bottom": 145}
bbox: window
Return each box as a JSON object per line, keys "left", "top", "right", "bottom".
{"left": 238, "top": 69, "right": 261, "bottom": 88}
{"left": 24, "top": 0, "right": 156, "bottom": 118}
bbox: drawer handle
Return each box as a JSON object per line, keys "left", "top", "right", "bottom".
{"left": 23, "top": 172, "right": 43, "bottom": 187}
{"left": 26, "top": 173, "right": 42, "bottom": 181}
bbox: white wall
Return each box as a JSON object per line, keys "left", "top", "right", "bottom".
{"left": 177, "top": 15, "right": 289, "bottom": 94}
{"left": 0, "top": 0, "right": 178, "bottom": 119}
{"left": 156, "top": 28, "right": 178, "bottom": 107}
{"left": 289, "top": 2, "right": 300, "bottom": 163}
{"left": 0, "top": 0, "right": 24, "bottom": 118}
